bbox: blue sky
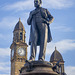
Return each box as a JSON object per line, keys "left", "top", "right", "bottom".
{"left": 0, "top": 0, "right": 75, "bottom": 75}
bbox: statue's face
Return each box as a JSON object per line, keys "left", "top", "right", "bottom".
{"left": 34, "top": 0, "right": 41, "bottom": 7}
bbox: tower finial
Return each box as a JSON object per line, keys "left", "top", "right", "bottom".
{"left": 19, "top": 18, "right": 21, "bottom": 21}
{"left": 55, "top": 46, "right": 57, "bottom": 50}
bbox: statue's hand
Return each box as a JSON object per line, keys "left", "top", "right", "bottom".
{"left": 30, "top": 10, "right": 40, "bottom": 17}
{"left": 28, "top": 10, "right": 36, "bottom": 21}
{"left": 31, "top": 10, "right": 36, "bottom": 16}
{"left": 42, "top": 19, "right": 50, "bottom": 25}
{"left": 46, "top": 21, "right": 50, "bottom": 25}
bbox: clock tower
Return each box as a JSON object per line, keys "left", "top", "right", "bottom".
{"left": 10, "top": 18, "right": 28, "bottom": 75}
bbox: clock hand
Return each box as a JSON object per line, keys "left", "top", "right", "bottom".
{"left": 19, "top": 50, "right": 22, "bottom": 53}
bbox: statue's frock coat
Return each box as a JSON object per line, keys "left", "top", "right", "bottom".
{"left": 28, "top": 7, "right": 53, "bottom": 46}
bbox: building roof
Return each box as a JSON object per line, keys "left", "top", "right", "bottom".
{"left": 50, "top": 47, "right": 64, "bottom": 62}
{"left": 14, "top": 18, "right": 25, "bottom": 32}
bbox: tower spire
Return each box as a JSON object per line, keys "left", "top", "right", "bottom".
{"left": 13, "top": 18, "right": 25, "bottom": 43}
{"left": 55, "top": 46, "right": 57, "bottom": 50}
{"left": 19, "top": 18, "right": 21, "bottom": 21}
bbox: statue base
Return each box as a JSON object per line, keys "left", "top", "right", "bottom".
{"left": 19, "top": 61, "right": 58, "bottom": 75}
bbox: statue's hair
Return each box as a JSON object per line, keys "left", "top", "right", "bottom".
{"left": 34, "top": 0, "right": 42, "bottom": 4}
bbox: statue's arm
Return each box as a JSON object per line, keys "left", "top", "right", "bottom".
{"left": 27, "top": 12, "right": 33, "bottom": 25}
{"left": 46, "top": 9, "right": 54, "bottom": 24}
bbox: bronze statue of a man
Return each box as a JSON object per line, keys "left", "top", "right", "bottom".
{"left": 27, "top": 0, "right": 54, "bottom": 61}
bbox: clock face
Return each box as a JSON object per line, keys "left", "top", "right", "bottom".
{"left": 17, "top": 48, "right": 25, "bottom": 56}
{"left": 12, "top": 49, "right": 14, "bottom": 58}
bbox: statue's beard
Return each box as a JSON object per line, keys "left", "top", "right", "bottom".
{"left": 34, "top": 4, "right": 41, "bottom": 8}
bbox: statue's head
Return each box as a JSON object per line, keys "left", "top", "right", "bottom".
{"left": 34, "top": 0, "right": 42, "bottom": 8}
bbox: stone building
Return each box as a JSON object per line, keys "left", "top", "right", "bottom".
{"left": 10, "top": 18, "right": 28, "bottom": 75}
{"left": 50, "top": 47, "right": 66, "bottom": 75}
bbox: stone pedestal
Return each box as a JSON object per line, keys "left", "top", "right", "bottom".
{"left": 20, "top": 61, "right": 58, "bottom": 75}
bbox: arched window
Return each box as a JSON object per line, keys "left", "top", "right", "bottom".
{"left": 20, "top": 32, "right": 22, "bottom": 40}
{"left": 16, "top": 33, "right": 18, "bottom": 42}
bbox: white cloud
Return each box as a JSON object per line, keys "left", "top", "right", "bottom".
{"left": 2, "top": 0, "right": 74, "bottom": 11}
{"left": 0, "top": 49, "right": 10, "bottom": 74}
{"left": 3, "top": 0, "right": 34, "bottom": 11}
{"left": 0, "top": 17, "right": 18, "bottom": 29}
{"left": 0, "top": 48, "right": 10, "bottom": 56}
{"left": 52, "top": 25, "right": 75, "bottom": 32}
{"left": 65, "top": 66, "right": 75, "bottom": 75}
{"left": 46, "top": 39, "right": 75, "bottom": 55}
{"left": 0, "top": 62, "right": 10, "bottom": 74}
{"left": 0, "top": 74, "right": 9, "bottom": 75}
{"left": 0, "top": 33, "right": 12, "bottom": 40}
{"left": 0, "top": 12, "right": 29, "bottom": 30}
{"left": 43, "top": 0, "right": 74, "bottom": 9}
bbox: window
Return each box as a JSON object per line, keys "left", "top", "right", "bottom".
{"left": 20, "top": 32, "right": 22, "bottom": 40}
